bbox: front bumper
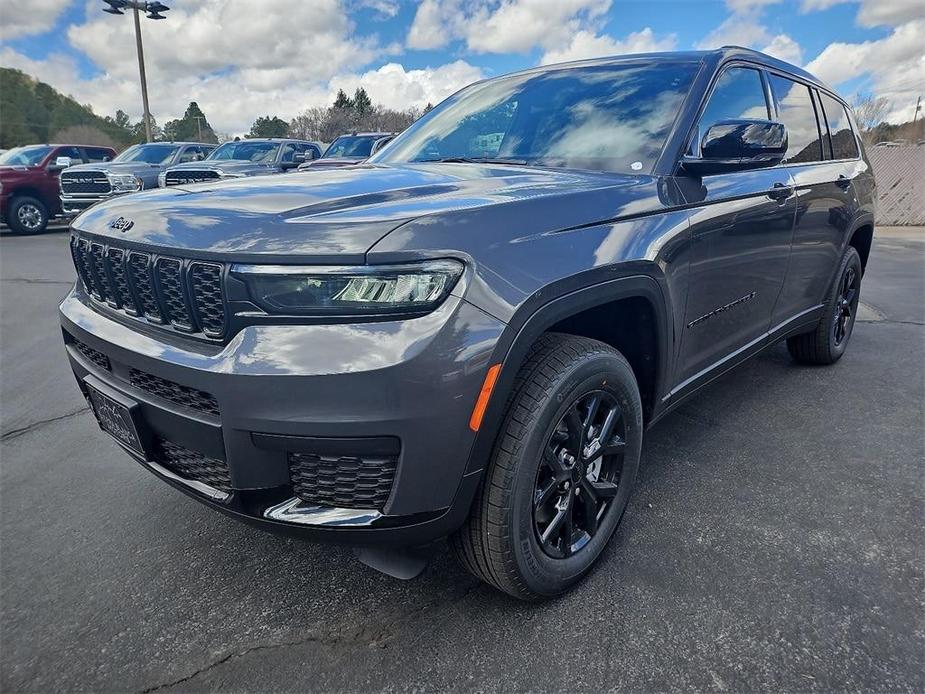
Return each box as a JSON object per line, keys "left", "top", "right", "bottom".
{"left": 60, "top": 286, "right": 505, "bottom": 545}
{"left": 60, "top": 192, "right": 123, "bottom": 215}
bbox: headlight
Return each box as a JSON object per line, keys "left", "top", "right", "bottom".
{"left": 107, "top": 173, "right": 142, "bottom": 192}
{"left": 232, "top": 259, "right": 464, "bottom": 316}
{"left": 157, "top": 172, "right": 167, "bottom": 188}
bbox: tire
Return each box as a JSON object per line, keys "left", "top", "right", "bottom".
{"left": 451, "top": 333, "right": 643, "bottom": 600}
{"left": 7, "top": 196, "right": 48, "bottom": 235}
{"left": 787, "top": 246, "right": 862, "bottom": 365}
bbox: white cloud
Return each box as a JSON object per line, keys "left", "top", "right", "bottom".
{"left": 856, "top": 0, "right": 923, "bottom": 28}
{"left": 407, "top": 0, "right": 614, "bottom": 54}
{"left": 761, "top": 34, "right": 803, "bottom": 64}
{"left": 0, "top": 0, "right": 71, "bottom": 40}
{"left": 725, "top": 0, "right": 781, "bottom": 11}
{"left": 805, "top": 19, "right": 925, "bottom": 123}
{"left": 329, "top": 60, "right": 484, "bottom": 110}
{"left": 800, "top": 0, "right": 850, "bottom": 11}
{"left": 541, "top": 28, "right": 677, "bottom": 65}
{"left": 357, "top": 0, "right": 400, "bottom": 18}
{"left": 697, "top": 5, "right": 803, "bottom": 66}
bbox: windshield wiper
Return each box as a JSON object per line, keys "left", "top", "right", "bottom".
{"left": 414, "top": 156, "right": 529, "bottom": 165}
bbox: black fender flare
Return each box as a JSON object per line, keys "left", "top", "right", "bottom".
{"left": 463, "top": 274, "right": 673, "bottom": 476}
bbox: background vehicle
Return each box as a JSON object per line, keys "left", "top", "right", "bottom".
{"left": 60, "top": 48, "right": 875, "bottom": 600}
{"left": 160, "top": 138, "right": 322, "bottom": 186}
{"left": 60, "top": 142, "right": 215, "bottom": 215}
{"left": 298, "top": 132, "right": 394, "bottom": 170}
{"left": 0, "top": 144, "right": 116, "bottom": 234}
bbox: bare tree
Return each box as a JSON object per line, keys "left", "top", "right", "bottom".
{"left": 51, "top": 124, "right": 119, "bottom": 149}
{"left": 852, "top": 92, "right": 891, "bottom": 143}
{"left": 288, "top": 100, "right": 424, "bottom": 145}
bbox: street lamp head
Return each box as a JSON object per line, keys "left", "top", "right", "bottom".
{"left": 146, "top": 11, "right": 167, "bottom": 19}
{"left": 102, "top": 0, "right": 125, "bottom": 14}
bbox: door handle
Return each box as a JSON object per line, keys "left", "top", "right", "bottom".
{"left": 835, "top": 174, "right": 852, "bottom": 190}
{"left": 767, "top": 182, "right": 794, "bottom": 202}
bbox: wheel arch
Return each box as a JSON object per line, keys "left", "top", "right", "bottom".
{"left": 847, "top": 219, "right": 874, "bottom": 274}
{"left": 463, "top": 275, "right": 672, "bottom": 476}
{"left": 8, "top": 187, "right": 49, "bottom": 206}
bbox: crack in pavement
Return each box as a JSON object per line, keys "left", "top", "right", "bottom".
{"left": 1, "top": 407, "right": 90, "bottom": 441}
{"left": 137, "top": 580, "right": 482, "bottom": 693}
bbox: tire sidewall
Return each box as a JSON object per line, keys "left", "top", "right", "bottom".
{"left": 825, "top": 247, "right": 862, "bottom": 360}
{"left": 9, "top": 197, "right": 48, "bottom": 235}
{"left": 508, "top": 353, "right": 642, "bottom": 597}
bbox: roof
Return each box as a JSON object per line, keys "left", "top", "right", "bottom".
{"left": 502, "top": 45, "right": 834, "bottom": 94}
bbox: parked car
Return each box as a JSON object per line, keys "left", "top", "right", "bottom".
{"left": 160, "top": 138, "right": 322, "bottom": 186}
{"left": 297, "top": 132, "right": 395, "bottom": 170}
{"left": 60, "top": 47, "right": 875, "bottom": 600}
{"left": 0, "top": 143, "right": 116, "bottom": 234}
{"left": 60, "top": 142, "right": 216, "bottom": 216}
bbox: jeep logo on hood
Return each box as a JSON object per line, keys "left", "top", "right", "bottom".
{"left": 108, "top": 216, "right": 134, "bottom": 232}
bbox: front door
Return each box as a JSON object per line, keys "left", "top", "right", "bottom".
{"left": 672, "top": 65, "right": 797, "bottom": 393}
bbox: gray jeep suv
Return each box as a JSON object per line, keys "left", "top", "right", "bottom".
{"left": 60, "top": 142, "right": 215, "bottom": 215}
{"left": 60, "top": 48, "right": 875, "bottom": 600}
{"left": 160, "top": 138, "right": 322, "bottom": 187}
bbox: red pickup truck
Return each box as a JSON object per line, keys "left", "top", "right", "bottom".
{"left": 0, "top": 143, "right": 117, "bottom": 234}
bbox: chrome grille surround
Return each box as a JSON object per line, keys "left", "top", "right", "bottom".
{"left": 60, "top": 170, "right": 111, "bottom": 195}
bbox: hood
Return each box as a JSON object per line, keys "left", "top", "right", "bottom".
{"left": 64, "top": 161, "right": 162, "bottom": 175}
{"left": 71, "top": 163, "right": 670, "bottom": 264}
{"left": 167, "top": 159, "right": 276, "bottom": 175}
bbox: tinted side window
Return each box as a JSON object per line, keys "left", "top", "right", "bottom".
{"left": 85, "top": 147, "right": 112, "bottom": 162}
{"left": 55, "top": 146, "right": 83, "bottom": 163}
{"left": 768, "top": 75, "right": 824, "bottom": 164}
{"left": 699, "top": 67, "right": 769, "bottom": 131}
{"left": 820, "top": 93, "right": 859, "bottom": 160}
{"left": 280, "top": 143, "right": 298, "bottom": 162}
{"left": 177, "top": 146, "right": 206, "bottom": 163}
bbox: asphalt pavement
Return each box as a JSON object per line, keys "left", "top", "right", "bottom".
{"left": 1, "top": 225, "right": 922, "bottom": 693}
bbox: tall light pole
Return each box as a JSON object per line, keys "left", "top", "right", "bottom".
{"left": 102, "top": 1, "right": 170, "bottom": 143}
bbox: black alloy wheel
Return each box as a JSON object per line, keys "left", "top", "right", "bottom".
{"left": 833, "top": 264, "right": 858, "bottom": 346}
{"left": 534, "top": 391, "right": 626, "bottom": 558}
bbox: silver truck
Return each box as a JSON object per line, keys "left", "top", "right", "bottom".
{"left": 60, "top": 142, "right": 215, "bottom": 215}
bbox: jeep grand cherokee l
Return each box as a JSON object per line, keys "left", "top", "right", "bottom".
{"left": 1, "top": 144, "right": 116, "bottom": 234}
{"left": 60, "top": 142, "right": 215, "bottom": 215}
{"left": 60, "top": 48, "right": 875, "bottom": 600}
{"left": 159, "top": 138, "right": 322, "bottom": 187}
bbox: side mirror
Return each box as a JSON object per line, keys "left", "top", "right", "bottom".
{"left": 49, "top": 156, "right": 73, "bottom": 171}
{"left": 681, "top": 120, "right": 787, "bottom": 175}
{"left": 292, "top": 152, "right": 306, "bottom": 163}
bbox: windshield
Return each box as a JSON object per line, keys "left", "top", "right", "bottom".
{"left": 113, "top": 143, "right": 180, "bottom": 164}
{"left": 323, "top": 136, "right": 380, "bottom": 159}
{"left": 209, "top": 141, "right": 280, "bottom": 162}
{"left": 373, "top": 61, "right": 699, "bottom": 174}
{"left": 0, "top": 145, "right": 53, "bottom": 166}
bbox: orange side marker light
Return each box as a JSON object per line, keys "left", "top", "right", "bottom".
{"left": 469, "top": 363, "right": 502, "bottom": 432}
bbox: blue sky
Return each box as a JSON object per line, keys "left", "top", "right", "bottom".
{"left": 1, "top": 1, "right": 922, "bottom": 134}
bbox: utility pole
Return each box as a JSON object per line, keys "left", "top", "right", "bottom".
{"left": 193, "top": 115, "right": 205, "bottom": 142}
{"left": 132, "top": 6, "right": 153, "bottom": 142}
{"left": 913, "top": 96, "right": 922, "bottom": 126}
{"left": 101, "top": 2, "right": 170, "bottom": 143}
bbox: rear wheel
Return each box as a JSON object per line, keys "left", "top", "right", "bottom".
{"left": 787, "top": 246, "right": 862, "bottom": 365}
{"left": 451, "top": 333, "right": 643, "bottom": 600}
{"left": 7, "top": 196, "right": 48, "bottom": 235}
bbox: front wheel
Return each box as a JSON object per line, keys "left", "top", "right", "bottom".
{"left": 451, "top": 333, "right": 643, "bottom": 600}
{"left": 7, "top": 196, "right": 49, "bottom": 235}
{"left": 787, "top": 246, "right": 862, "bottom": 365}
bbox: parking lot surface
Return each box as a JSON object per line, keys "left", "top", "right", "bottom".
{"left": 1, "top": 225, "right": 922, "bottom": 692}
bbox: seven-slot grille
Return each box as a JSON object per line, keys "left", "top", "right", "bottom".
{"left": 164, "top": 169, "right": 220, "bottom": 186}
{"left": 289, "top": 452, "right": 397, "bottom": 510}
{"left": 70, "top": 234, "right": 227, "bottom": 339}
{"left": 60, "top": 170, "right": 111, "bottom": 195}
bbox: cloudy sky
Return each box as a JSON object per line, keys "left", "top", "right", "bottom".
{"left": 1, "top": 0, "right": 922, "bottom": 135}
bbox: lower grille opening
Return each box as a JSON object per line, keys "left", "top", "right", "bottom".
{"left": 288, "top": 452, "right": 397, "bottom": 511}
{"left": 152, "top": 437, "right": 231, "bottom": 494}
{"left": 71, "top": 338, "right": 111, "bottom": 371}
{"left": 129, "top": 369, "right": 220, "bottom": 418}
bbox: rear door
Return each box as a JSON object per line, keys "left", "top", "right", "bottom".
{"left": 767, "top": 76, "right": 862, "bottom": 325}
{"left": 673, "top": 65, "right": 797, "bottom": 392}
